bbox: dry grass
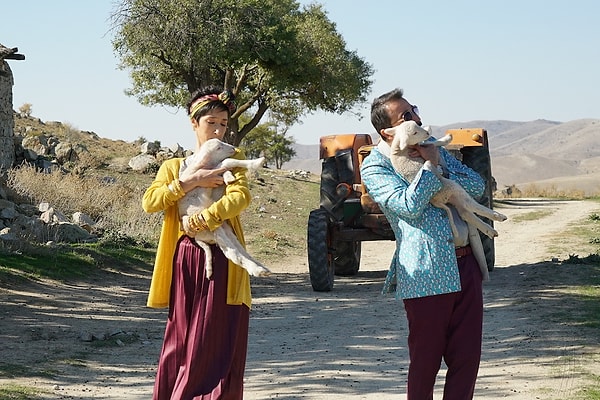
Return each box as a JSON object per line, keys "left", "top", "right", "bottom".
{"left": 6, "top": 164, "right": 161, "bottom": 245}
{"left": 495, "top": 183, "right": 597, "bottom": 200}
{"left": 4, "top": 159, "right": 320, "bottom": 264}
{"left": 241, "top": 169, "right": 320, "bottom": 263}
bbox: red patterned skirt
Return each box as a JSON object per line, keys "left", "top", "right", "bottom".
{"left": 153, "top": 236, "right": 249, "bottom": 400}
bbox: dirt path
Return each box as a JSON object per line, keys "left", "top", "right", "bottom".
{"left": 0, "top": 199, "right": 599, "bottom": 399}
{"left": 493, "top": 198, "right": 600, "bottom": 265}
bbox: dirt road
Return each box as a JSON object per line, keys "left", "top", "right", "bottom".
{"left": 0, "top": 199, "right": 599, "bottom": 399}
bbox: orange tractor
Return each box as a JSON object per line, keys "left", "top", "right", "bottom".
{"left": 307, "top": 128, "right": 496, "bottom": 291}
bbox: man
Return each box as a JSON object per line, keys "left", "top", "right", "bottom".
{"left": 360, "top": 88, "right": 485, "bottom": 400}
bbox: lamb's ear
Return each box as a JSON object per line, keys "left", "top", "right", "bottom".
{"left": 391, "top": 129, "right": 409, "bottom": 151}
{"left": 398, "top": 133, "right": 409, "bottom": 151}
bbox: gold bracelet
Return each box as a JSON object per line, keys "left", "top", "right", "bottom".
{"left": 187, "top": 214, "right": 200, "bottom": 231}
{"left": 168, "top": 179, "right": 185, "bottom": 197}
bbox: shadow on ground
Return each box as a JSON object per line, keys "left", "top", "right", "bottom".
{"left": 0, "top": 259, "right": 598, "bottom": 399}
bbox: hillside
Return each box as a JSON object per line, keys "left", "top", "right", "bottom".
{"left": 13, "top": 112, "right": 140, "bottom": 168}
{"left": 12, "top": 113, "right": 600, "bottom": 195}
{"left": 284, "top": 118, "right": 600, "bottom": 195}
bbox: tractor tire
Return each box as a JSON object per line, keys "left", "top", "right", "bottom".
{"left": 460, "top": 145, "right": 496, "bottom": 272}
{"left": 320, "top": 151, "right": 355, "bottom": 219}
{"left": 319, "top": 157, "right": 339, "bottom": 213}
{"left": 307, "top": 208, "right": 334, "bottom": 291}
{"left": 333, "top": 241, "right": 361, "bottom": 276}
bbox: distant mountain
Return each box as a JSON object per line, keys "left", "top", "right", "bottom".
{"left": 284, "top": 118, "right": 600, "bottom": 194}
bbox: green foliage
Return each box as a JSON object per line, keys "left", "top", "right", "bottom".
{"left": 241, "top": 121, "right": 273, "bottom": 159}
{"left": 268, "top": 132, "right": 296, "bottom": 169}
{"left": 241, "top": 121, "right": 296, "bottom": 169}
{"left": 111, "top": 0, "right": 373, "bottom": 145}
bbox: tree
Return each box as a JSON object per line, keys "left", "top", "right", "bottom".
{"left": 241, "top": 122, "right": 296, "bottom": 169}
{"left": 18, "top": 103, "right": 32, "bottom": 117}
{"left": 111, "top": 0, "right": 373, "bottom": 146}
{"left": 268, "top": 132, "right": 296, "bottom": 169}
{"left": 240, "top": 121, "right": 273, "bottom": 160}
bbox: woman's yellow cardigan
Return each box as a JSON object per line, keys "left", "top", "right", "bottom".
{"left": 142, "top": 149, "right": 252, "bottom": 309}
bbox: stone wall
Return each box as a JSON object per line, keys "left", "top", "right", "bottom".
{"left": 0, "top": 60, "right": 15, "bottom": 170}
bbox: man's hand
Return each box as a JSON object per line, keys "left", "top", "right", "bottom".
{"left": 411, "top": 143, "right": 440, "bottom": 166}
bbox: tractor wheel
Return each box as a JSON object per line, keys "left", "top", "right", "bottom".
{"left": 333, "top": 241, "right": 361, "bottom": 276}
{"left": 307, "top": 208, "right": 334, "bottom": 291}
{"left": 320, "top": 157, "right": 340, "bottom": 214}
{"left": 461, "top": 145, "right": 496, "bottom": 272}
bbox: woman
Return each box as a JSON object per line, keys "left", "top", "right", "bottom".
{"left": 142, "top": 86, "right": 253, "bottom": 400}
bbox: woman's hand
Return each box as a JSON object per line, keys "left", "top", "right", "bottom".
{"left": 179, "top": 166, "right": 228, "bottom": 193}
{"left": 180, "top": 215, "right": 195, "bottom": 236}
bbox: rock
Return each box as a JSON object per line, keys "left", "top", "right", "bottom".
{"left": 40, "top": 207, "right": 69, "bottom": 224}
{"left": 79, "top": 331, "right": 93, "bottom": 342}
{"left": 72, "top": 212, "right": 95, "bottom": 233}
{"left": 0, "top": 227, "right": 18, "bottom": 241}
{"left": 128, "top": 154, "right": 156, "bottom": 172}
{"left": 140, "top": 141, "right": 160, "bottom": 155}
{"left": 50, "top": 222, "right": 95, "bottom": 243}
{"left": 0, "top": 206, "right": 17, "bottom": 219}
{"left": 54, "top": 142, "right": 78, "bottom": 163}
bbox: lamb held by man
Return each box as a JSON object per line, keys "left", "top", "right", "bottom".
{"left": 178, "top": 138, "right": 271, "bottom": 279}
{"left": 385, "top": 121, "right": 507, "bottom": 280}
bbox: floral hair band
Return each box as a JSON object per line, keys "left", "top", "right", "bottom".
{"left": 189, "top": 91, "right": 236, "bottom": 120}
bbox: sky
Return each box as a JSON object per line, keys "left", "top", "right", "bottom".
{"left": 2, "top": 0, "right": 599, "bottom": 150}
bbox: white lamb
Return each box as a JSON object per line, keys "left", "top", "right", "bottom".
{"left": 385, "top": 121, "right": 507, "bottom": 280}
{"left": 178, "top": 138, "right": 271, "bottom": 279}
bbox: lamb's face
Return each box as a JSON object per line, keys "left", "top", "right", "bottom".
{"left": 384, "top": 121, "right": 431, "bottom": 147}
{"left": 201, "top": 138, "right": 237, "bottom": 164}
{"left": 385, "top": 121, "right": 430, "bottom": 150}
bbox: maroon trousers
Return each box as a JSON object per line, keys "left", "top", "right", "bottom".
{"left": 403, "top": 253, "right": 483, "bottom": 400}
{"left": 153, "top": 236, "right": 250, "bottom": 400}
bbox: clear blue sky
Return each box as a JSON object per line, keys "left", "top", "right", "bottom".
{"left": 2, "top": 0, "right": 599, "bottom": 149}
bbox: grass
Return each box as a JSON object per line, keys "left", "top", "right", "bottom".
{"left": 0, "top": 364, "right": 54, "bottom": 380}
{"left": 496, "top": 183, "right": 592, "bottom": 200}
{"left": 0, "top": 241, "right": 156, "bottom": 283}
{"left": 241, "top": 169, "right": 320, "bottom": 264}
{"left": 0, "top": 385, "right": 47, "bottom": 400}
{"left": 0, "top": 364, "right": 54, "bottom": 399}
{"left": 547, "top": 201, "right": 600, "bottom": 258}
{"left": 508, "top": 209, "right": 554, "bottom": 222}
{"left": 545, "top": 211, "right": 600, "bottom": 398}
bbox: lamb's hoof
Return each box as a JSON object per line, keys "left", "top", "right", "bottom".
{"left": 250, "top": 266, "right": 271, "bottom": 277}
{"left": 482, "top": 229, "right": 499, "bottom": 239}
{"left": 495, "top": 212, "right": 508, "bottom": 222}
